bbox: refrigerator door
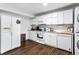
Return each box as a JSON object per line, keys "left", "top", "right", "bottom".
{"left": 11, "top": 17, "right": 21, "bottom": 49}
{"left": 1, "top": 15, "right": 12, "bottom": 53}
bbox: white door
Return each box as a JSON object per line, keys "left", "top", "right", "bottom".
{"left": 30, "top": 31, "right": 37, "bottom": 41}
{"left": 57, "top": 34, "right": 72, "bottom": 52}
{"left": 45, "top": 13, "right": 57, "bottom": 24}
{"left": 1, "top": 15, "right": 12, "bottom": 53}
{"left": 63, "top": 9, "right": 73, "bottom": 24}
{"left": 51, "top": 17, "right": 57, "bottom": 24}
{"left": 44, "top": 33, "right": 57, "bottom": 47}
{"left": 57, "top": 11, "right": 64, "bottom": 24}
{"left": 11, "top": 17, "right": 21, "bottom": 49}
{"left": 46, "top": 17, "right": 57, "bottom": 24}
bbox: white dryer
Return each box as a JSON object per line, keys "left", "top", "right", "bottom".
{"left": 74, "top": 6, "right": 79, "bottom": 55}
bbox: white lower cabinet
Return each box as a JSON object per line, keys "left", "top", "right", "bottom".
{"left": 57, "top": 34, "right": 72, "bottom": 52}
{"left": 44, "top": 33, "right": 57, "bottom": 47}
{"left": 29, "top": 31, "right": 72, "bottom": 52}
{"left": 30, "top": 31, "right": 37, "bottom": 41}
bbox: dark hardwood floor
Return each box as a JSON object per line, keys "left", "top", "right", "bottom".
{"left": 2, "top": 40, "right": 72, "bottom": 55}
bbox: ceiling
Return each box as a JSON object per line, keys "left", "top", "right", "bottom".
{"left": 0, "top": 3, "right": 74, "bottom": 17}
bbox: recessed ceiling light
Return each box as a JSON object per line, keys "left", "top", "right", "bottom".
{"left": 43, "top": 3, "right": 48, "bottom": 6}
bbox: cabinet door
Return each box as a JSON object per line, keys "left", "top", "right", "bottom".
{"left": 52, "top": 17, "right": 57, "bottom": 24}
{"left": 31, "top": 19, "right": 37, "bottom": 25}
{"left": 48, "top": 12, "right": 58, "bottom": 17}
{"left": 31, "top": 19, "right": 34, "bottom": 25}
{"left": 11, "top": 17, "right": 21, "bottom": 49}
{"left": 46, "top": 17, "right": 57, "bottom": 24}
{"left": 57, "top": 35, "right": 72, "bottom": 52}
{"left": 30, "top": 31, "right": 37, "bottom": 41}
{"left": 28, "top": 31, "right": 31, "bottom": 39}
{"left": 57, "top": 11, "right": 63, "bottom": 24}
{"left": 45, "top": 33, "right": 57, "bottom": 47}
{"left": 1, "top": 15, "right": 12, "bottom": 53}
{"left": 44, "top": 12, "right": 58, "bottom": 24}
{"left": 63, "top": 9, "right": 73, "bottom": 24}
{"left": 37, "top": 16, "right": 45, "bottom": 24}
{"left": 29, "top": 31, "right": 33, "bottom": 40}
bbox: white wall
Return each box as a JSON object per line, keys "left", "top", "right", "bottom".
{"left": 21, "top": 18, "right": 31, "bottom": 40}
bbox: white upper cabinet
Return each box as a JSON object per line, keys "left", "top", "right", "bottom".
{"left": 63, "top": 9, "right": 73, "bottom": 24}
{"left": 58, "top": 9, "right": 73, "bottom": 24}
{"left": 31, "top": 16, "right": 45, "bottom": 25}
{"left": 47, "top": 12, "right": 58, "bottom": 17}
{"left": 31, "top": 18, "right": 38, "bottom": 25}
{"left": 37, "top": 16, "right": 45, "bottom": 24}
{"left": 31, "top": 9, "right": 73, "bottom": 25}
{"left": 46, "top": 17, "right": 57, "bottom": 24}
{"left": 45, "top": 12, "right": 58, "bottom": 24}
{"left": 31, "top": 19, "right": 35, "bottom": 25}
{"left": 57, "top": 11, "right": 64, "bottom": 24}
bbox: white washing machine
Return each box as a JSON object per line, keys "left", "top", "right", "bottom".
{"left": 74, "top": 7, "right": 79, "bottom": 55}
{"left": 75, "top": 33, "right": 79, "bottom": 55}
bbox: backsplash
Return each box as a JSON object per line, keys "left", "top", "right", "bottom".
{"left": 31, "top": 24, "right": 73, "bottom": 33}
{"left": 48, "top": 25, "right": 73, "bottom": 31}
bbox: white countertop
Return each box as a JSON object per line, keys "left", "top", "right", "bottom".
{"left": 28, "top": 30, "right": 73, "bottom": 35}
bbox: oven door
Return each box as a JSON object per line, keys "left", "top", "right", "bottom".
{"left": 37, "top": 32, "right": 45, "bottom": 43}
{"left": 37, "top": 33, "right": 43, "bottom": 39}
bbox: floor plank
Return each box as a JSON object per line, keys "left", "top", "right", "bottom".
{"left": 2, "top": 40, "right": 72, "bottom": 55}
